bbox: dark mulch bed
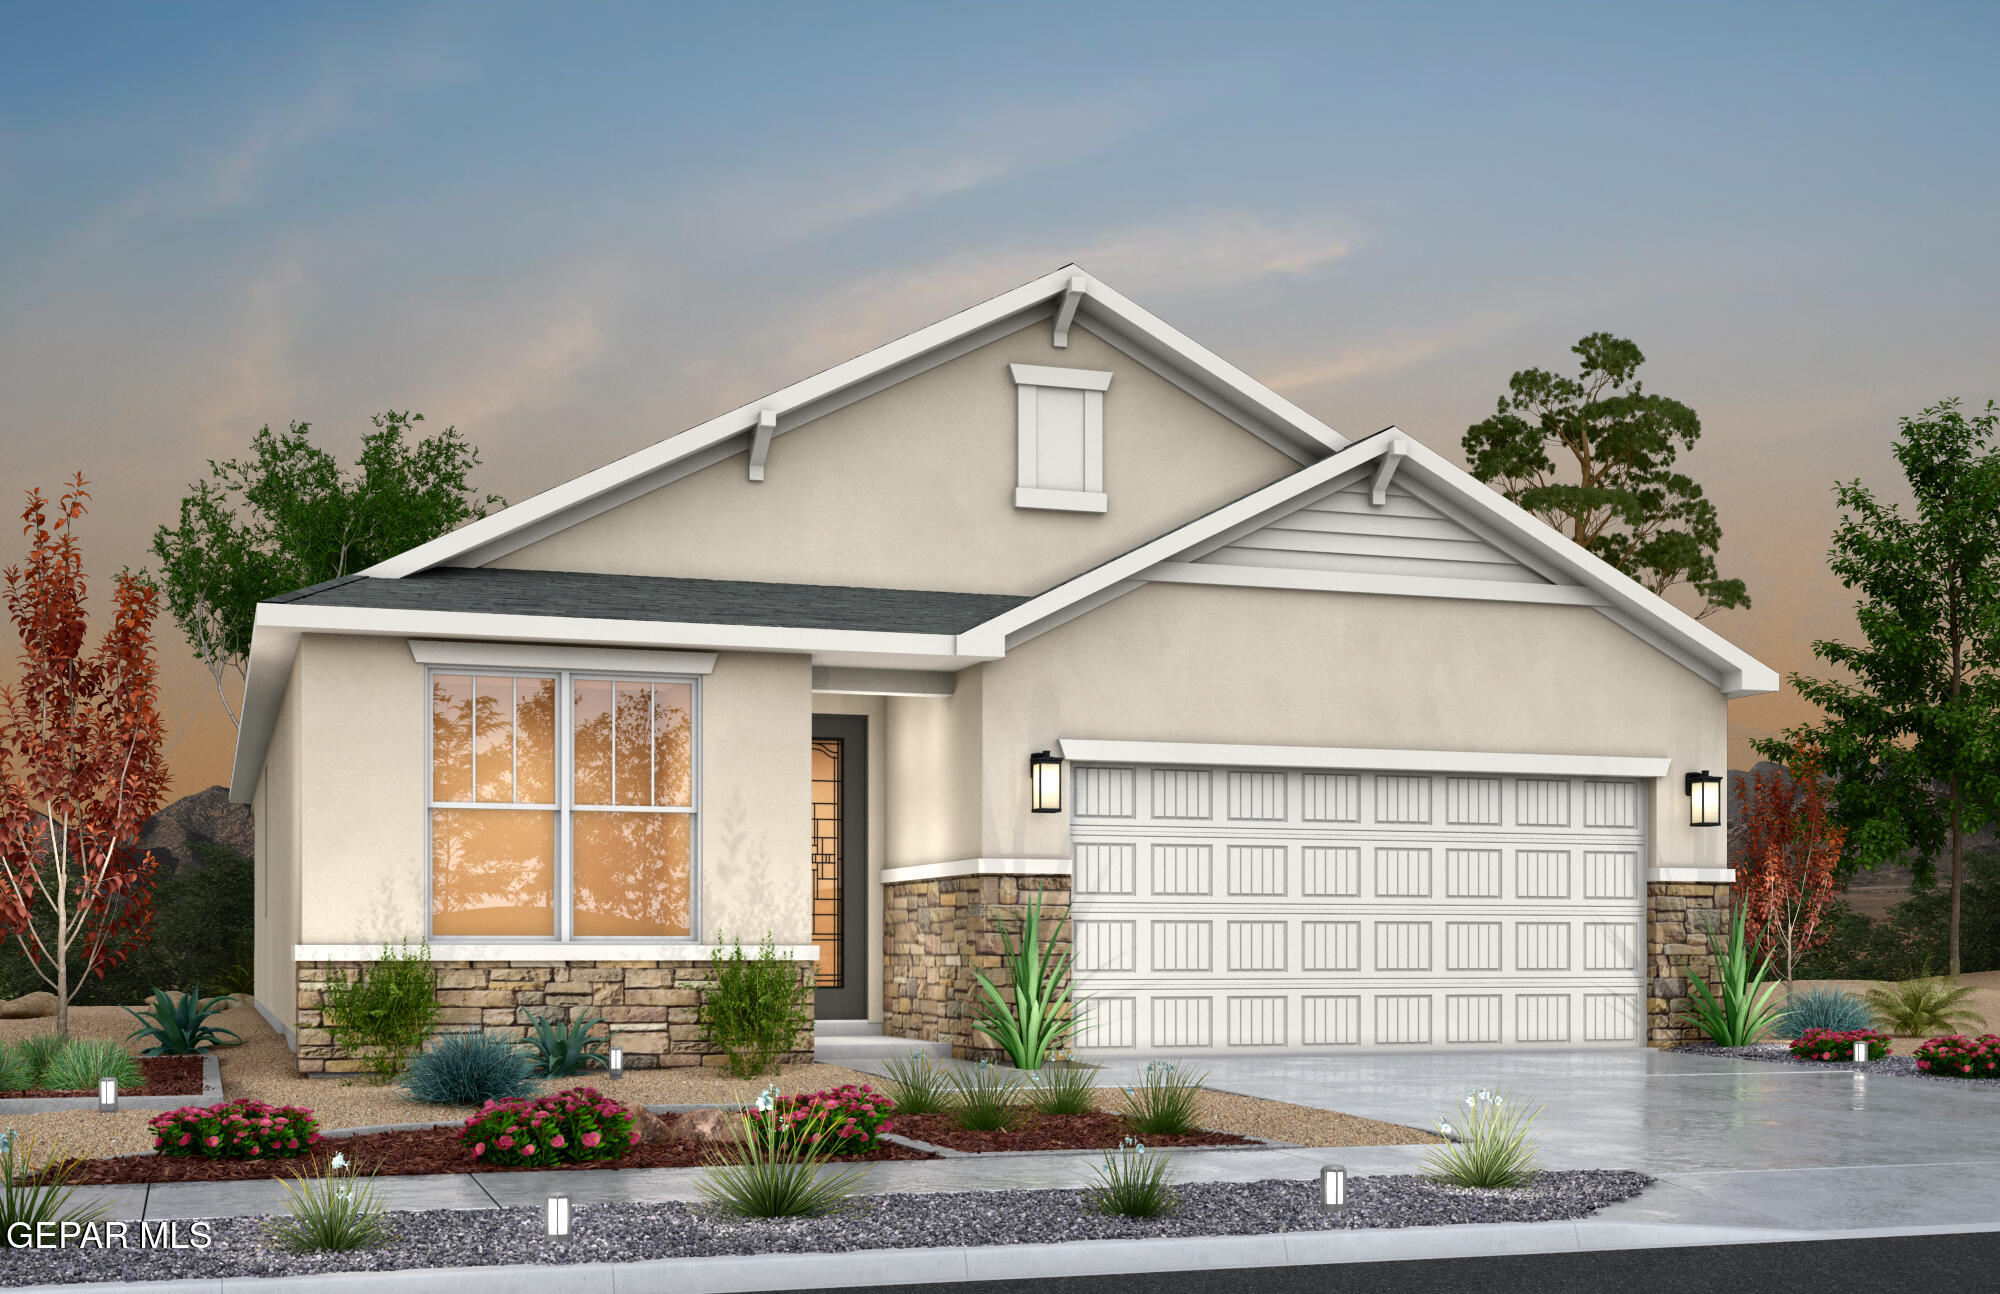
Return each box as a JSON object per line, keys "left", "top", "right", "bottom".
{"left": 54, "top": 1126, "right": 937, "bottom": 1185}
{"left": 0, "top": 1054, "right": 203, "bottom": 1099}
{"left": 894, "top": 1111, "right": 1257, "bottom": 1152}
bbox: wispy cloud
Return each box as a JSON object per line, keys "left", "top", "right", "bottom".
{"left": 193, "top": 248, "right": 317, "bottom": 442}
{"left": 422, "top": 273, "right": 619, "bottom": 430}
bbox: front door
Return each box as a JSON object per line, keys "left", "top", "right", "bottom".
{"left": 811, "top": 715, "right": 869, "bottom": 1019}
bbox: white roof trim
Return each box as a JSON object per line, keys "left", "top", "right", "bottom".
{"left": 408, "top": 639, "right": 718, "bottom": 675}
{"left": 361, "top": 264, "right": 1348, "bottom": 579}
{"left": 1058, "top": 739, "right": 1673, "bottom": 779}
{"left": 881, "top": 857, "right": 1073, "bottom": 884}
{"left": 964, "top": 429, "right": 1779, "bottom": 699}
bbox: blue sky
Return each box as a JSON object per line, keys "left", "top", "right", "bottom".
{"left": 3, "top": 2, "right": 1997, "bottom": 789}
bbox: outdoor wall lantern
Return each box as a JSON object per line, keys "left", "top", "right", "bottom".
{"left": 1319, "top": 1165, "right": 1346, "bottom": 1211}
{"left": 546, "top": 1193, "right": 571, "bottom": 1242}
{"left": 1030, "top": 750, "right": 1063, "bottom": 813}
{"left": 607, "top": 1046, "right": 624, "bottom": 1080}
{"left": 1685, "top": 770, "right": 1723, "bottom": 828}
{"left": 98, "top": 1077, "right": 119, "bottom": 1113}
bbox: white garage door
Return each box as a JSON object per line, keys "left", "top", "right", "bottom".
{"left": 1068, "top": 764, "right": 1648, "bottom": 1052}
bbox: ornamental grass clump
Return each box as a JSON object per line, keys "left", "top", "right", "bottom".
{"left": 39, "top": 1038, "right": 143, "bottom": 1093}
{"left": 1085, "top": 1137, "right": 1177, "bottom": 1218}
{"left": 0, "top": 1045, "right": 34, "bottom": 1093}
{"left": 1776, "top": 987, "right": 1874, "bottom": 1039}
{"left": 1422, "top": 1088, "right": 1542, "bottom": 1189}
{"left": 125, "top": 985, "right": 241, "bottom": 1055}
{"left": 1865, "top": 978, "right": 1987, "bottom": 1038}
{"left": 1913, "top": 1034, "right": 2000, "bottom": 1077}
{"left": 150, "top": 1099, "right": 320, "bottom": 1159}
{"left": 1119, "top": 1060, "right": 1207, "bottom": 1136}
{"left": 695, "top": 1089, "right": 868, "bottom": 1218}
{"left": 1788, "top": 1027, "right": 1892, "bottom": 1062}
{"left": 264, "top": 1151, "right": 391, "bottom": 1253}
{"left": 12, "top": 1034, "right": 62, "bottom": 1088}
{"left": 1, "top": 1129, "right": 108, "bottom": 1247}
{"left": 1680, "top": 905, "right": 1785, "bottom": 1046}
{"left": 400, "top": 1031, "right": 537, "bottom": 1105}
{"left": 948, "top": 1059, "right": 1025, "bottom": 1132}
{"left": 460, "top": 1087, "right": 638, "bottom": 1168}
{"left": 968, "top": 894, "right": 1078, "bottom": 1070}
{"left": 1025, "top": 1058, "right": 1100, "bottom": 1117}
{"left": 880, "top": 1051, "right": 951, "bottom": 1115}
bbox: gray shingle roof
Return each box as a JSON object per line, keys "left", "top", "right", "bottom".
{"left": 266, "top": 568, "right": 1030, "bottom": 636}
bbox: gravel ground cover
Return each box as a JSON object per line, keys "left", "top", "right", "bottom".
{"left": 0, "top": 1172, "right": 1651, "bottom": 1286}
{"left": 1677, "top": 1041, "right": 2000, "bottom": 1086}
{"left": 50, "top": 1126, "right": 937, "bottom": 1184}
{"left": 894, "top": 1111, "right": 1256, "bottom": 1152}
{"left": 0, "top": 1056, "right": 202, "bottom": 1100}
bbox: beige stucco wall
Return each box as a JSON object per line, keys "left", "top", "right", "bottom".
{"left": 884, "top": 671, "right": 984, "bottom": 868}
{"left": 251, "top": 677, "right": 302, "bottom": 1030}
{"left": 490, "top": 322, "right": 1297, "bottom": 595}
{"left": 971, "top": 583, "right": 1732, "bottom": 868}
{"left": 276, "top": 634, "right": 812, "bottom": 951}
{"left": 811, "top": 694, "right": 888, "bottom": 1021}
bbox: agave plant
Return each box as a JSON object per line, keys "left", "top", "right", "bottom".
{"left": 968, "top": 894, "right": 1079, "bottom": 1070}
{"left": 1680, "top": 905, "right": 1785, "bottom": 1047}
{"left": 523, "top": 1009, "right": 609, "bottom": 1077}
{"left": 125, "top": 985, "right": 242, "bottom": 1056}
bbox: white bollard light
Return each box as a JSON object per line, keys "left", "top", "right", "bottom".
{"left": 608, "top": 1046, "right": 624, "bottom": 1079}
{"left": 1319, "top": 1165, "right": 1346, "bottom": 1210}
{"left": 546, "top": 1193, "right": 571, "bottom": 1241}
{"left": 1853, "top": 1042, "right": 1869, "bottom": 1064}
{"left": 97, "top": 1077, "right": 119, "bottom": 1113}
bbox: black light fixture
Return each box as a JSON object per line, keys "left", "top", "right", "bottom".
{"left": 1685, "top": 770, "right": 1723, "bottom": 827}
{"left": 1030, "top": 750, "right": 1063, "bottom": 813}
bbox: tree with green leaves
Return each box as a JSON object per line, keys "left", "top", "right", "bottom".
{"left": 1463, "top": 333, "right": 1748, "bottom": 619}
{"left": 1758, "top": 399, "right": 2000, "bottom": 977}
{"left": 149, "top": 412, "right": 503, "bottom": 726}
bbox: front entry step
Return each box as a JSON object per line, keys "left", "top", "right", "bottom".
{"left": 813, "top": 1021, "right": 951, "bottom": 1064}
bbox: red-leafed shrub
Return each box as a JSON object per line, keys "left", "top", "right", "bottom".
{"left": 149, "top": 1099, "right": 321, "bottom": 1159}
{"left": 461, "top": 1086, "right": 638, "bottom": 1168}
{"left": 754, "top": 1083, "right": 896, "bottom": 1156}
{"left": 1914, "top": 1034, "right": 2000, "bottom": 1077}
{"left": 1789, "top": 1028, "right": 1892, "bottom": 1062}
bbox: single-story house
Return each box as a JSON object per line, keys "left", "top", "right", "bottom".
{"left": 231, "top": 264, "right": 1775, "bottom": 1071}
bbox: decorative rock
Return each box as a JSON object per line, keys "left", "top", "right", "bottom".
{"left": 0, "top": 991, "right": 56, "bottom": 1019}
{"left": 667, "top": 1108, "right": 738, "bottom": 1144}
{"left": 630, "top": 1107, "right": 677, "bottom": 1144}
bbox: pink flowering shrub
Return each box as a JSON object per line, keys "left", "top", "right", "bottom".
{"left": 149, "top": 1099, "right": 321, "bottom": 1159}
{"left": 460, "top": 1086, "right": 638, "bottom": 1168}
{"left": 1913, "top": 1034, "right": 2000, "bottom": 1077}
{"left": 753, "top": 1084, "right": 896, "bottom": 1156}
{"left": 1788, "top": 1027, "right": 1892, "bottom": 1062}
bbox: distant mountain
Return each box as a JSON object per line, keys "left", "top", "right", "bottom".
{"left": 136, "top": 785, "right": 252, "bottom": 874}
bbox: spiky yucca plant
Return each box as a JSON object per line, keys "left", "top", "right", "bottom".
{"left": 1680, "top": 905, "right": 1785, "bottom": 1046}
{"left": 968, "top": 894, "right": 1078, "bottom": 1070}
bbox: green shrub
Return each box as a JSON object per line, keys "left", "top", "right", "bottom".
{"left": 695, "top": 1094, "right": 867, "bottom": 1218}
{"left": 1086, "top": 1138, "right": 1177, "bottom": 1218}
{"left": 699, "top": 933, "right": 810, "bottom": 1080}
{"left": 1681, "top": 905, "right": 1784, "bottom": 1046}
{"left": 523, "top": 1009, "right": 608, "bottom": 1077}
{"left": 400, "top": 1032, "right": 537, "bottom": 1105}
{"left": 947, "top": 1059, "right": 1024, "bottom": 1132}
{"left": 1423, "top": 1088, "right": 1542, "bottom": 1189}
{"left": 968, "top": 894, "right": 1077, "bottom": 1070}
{"left": 264, "top": 1153, "right": 391, "bottom": 1253}
{"left": 320, "top": 942, "right": 441, "bottom": 1083}
{"left": 0, "top": 1046, "right": 34, "bottom": 1093}
{"left": 880, "top": 1051, "right": 952, "bottom": 1115}
{"left": 1798, "top": 852, "right": 2000, "bottom": 981}
{"left": 1776, "top": 986, "right": 1874, "bottom": 1038}
{"left": 39, "top": 1039, "right": 143, "bottom": 1093}
{"left": 1, "top": 1130, "right": 108, "bottom": 1247}
{"left": 13, "top": 1034, "right": 62, "bottom": 1088}
{"left": 1024, "top": 1059, "right": 1099, "bottom": 1116}
{"left": 125, "top": 985, "right": 241, "bottom": 1055}
{"left": 1865, "top": 978, "right": 1987, "bottom": 1036}
{"left": 1119, "top": 1060, "right": 1206, "bottom": 1136}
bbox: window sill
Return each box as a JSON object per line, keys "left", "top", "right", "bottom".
{"left": 1015, "top": 487, "right": 1107, "bottom": 513}
{"left": 293, "top": 942, "right": 820, "bottom": 963}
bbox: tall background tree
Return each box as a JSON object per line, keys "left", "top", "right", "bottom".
{"left": 0, "top": 477, "right": 170, "bottom": 1037}
{"left": 1760, "top": 399, "right": 2000, "bottom": 977}
{"left": 1732, "top": 749, "right": 1846, "bottom": 982}
{"left": 148, "top": 412, "right": 503, "bottom": 727}
{"left": 1462, "top": 333, "right": 1748, "bottom": 619}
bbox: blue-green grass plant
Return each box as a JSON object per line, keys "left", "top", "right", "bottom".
{"left": 947, "top": 1059, "right": 1025, "bottom": 1132}
{"left": 1085, "top": 1137, "right": 1178, "bottom": 1218}
{"left": 1775, "top": 986, "right": 1874, "bottom": 1039}
{"left": 399, "top": 1032, "right": 537, "bottom": 1105}
{"left": 1118, "top": 1059, "right": 1207, "bottom": 1136}
{"left": 1024, "top": 1058, "right": 1100, "bottom": 1117}
{"left": 880, "top": 1051, "right": 952, "bottom": 1115}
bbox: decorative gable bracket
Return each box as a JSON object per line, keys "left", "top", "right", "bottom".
{"left": 748, "top": 409, "right": 777, "bottom": 482}
{"left": 1370, "top": 434, "right": 1407, "bottom": 505}
{"left": 1051, "top": 275, "right": 1086, "bottom": 348}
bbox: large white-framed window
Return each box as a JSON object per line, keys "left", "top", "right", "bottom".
{"left": 1011, "top": 362, "right": 1111, "bottom": 513}
{"left": 426, "top": 667, "right": 698, "bottom": 942}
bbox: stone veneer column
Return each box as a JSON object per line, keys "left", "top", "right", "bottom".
{"left": 1646, "top": 882, "right": 1732, "bottom": 1047}
{"left": 883, "top": 874, "right": 1071, "bottom": 1061}
{"left": 294, "top": 959, "right": 816, "bottom": 1075}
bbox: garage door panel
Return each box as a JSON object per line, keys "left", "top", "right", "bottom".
{"left": 1071, "top": 765, "right": 1649, "bottom": 1053}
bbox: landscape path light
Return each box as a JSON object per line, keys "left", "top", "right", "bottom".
{"left": 546, "top": 1193, "right": 571, "bottom": 1241}
{"left": 97, "top": 1077, "right": 118, "bottom": 1112}
{"left": 1319, "top": 1165, "right": 1346, "bottom": 1211}
{"left": 608, "top": 1046, "right": 624, "bottom": 1079}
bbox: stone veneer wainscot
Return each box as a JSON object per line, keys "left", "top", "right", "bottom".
{"left": 1646, "top": 881, "right": 1732, "bottom": 1047}
{"left": 884, "top": 874, "right": 1072, "bottom": 1061}
{"left": 294, "top": 959, "right": 815, "bottom": 1075}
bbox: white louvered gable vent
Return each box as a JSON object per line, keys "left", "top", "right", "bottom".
{"left": 1011, "top": 364, "right": 1110, "bottom": 513}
